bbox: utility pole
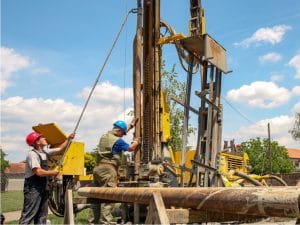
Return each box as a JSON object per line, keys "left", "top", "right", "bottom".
{"left": 268, "top": 123, "right": 272, "bottom": 176}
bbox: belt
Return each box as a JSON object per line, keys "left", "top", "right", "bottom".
{"left": 97, "top": 162, "right": 117, "bottom": 170}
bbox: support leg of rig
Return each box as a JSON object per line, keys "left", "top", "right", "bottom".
{"left": 64, "top": 189, "right": 75, "bottom": 225}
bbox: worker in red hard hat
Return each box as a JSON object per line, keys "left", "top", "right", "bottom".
{"left": 19, "top": 130, "right": 75, "bottom": 225}
{"left": 91, "top": 118, "right": 140, "bottom": 224}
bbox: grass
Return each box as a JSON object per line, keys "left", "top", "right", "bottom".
{"left": 1, "top": 191, "right": 114, "bottom": 224}
{"left": 0, "top": 191, "right": 23, "bottom": 212}
{"left": 6, "top": 208, "right": 92, "bottom": 224}
{"left": 49, "top": 208, "right": 92, "bottom": 224}
{"left": 1, "top": 191, "right": 92, "bottom": 224}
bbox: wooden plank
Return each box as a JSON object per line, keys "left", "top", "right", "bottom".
{"left": 64, "top": 189, "right": 75, "bottom": 225}
{"left": 145, "top": 192, "right": 170, "bottom": 224}
{"left": 166, "top": 209, "right": 189, "bottom": 223}
{"left": 166, "top": 209, "right": 265, "bottom": 223}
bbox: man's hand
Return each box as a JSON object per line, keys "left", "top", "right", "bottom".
{"left": 129, "top": 137, "right": 142, "bottom": 152}
{"left": 132, "top": 137, "right": 142, "bottom": 145}
{"left": 51, "top": 166, "right": 60, "bottom": 176}
{"left": 67, "top": 133, "right": 76, "bottom": 140}
{"left": 53, "top": 169, "right": 59, "bottom": 176}
{"left": 129, "top": 118, "right": 139, "bottom": 129}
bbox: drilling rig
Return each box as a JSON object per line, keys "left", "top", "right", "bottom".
{"left": 78, "top": 0, "right": 300, "bottom": 224}
{"left": 120, "top": 0, "right": 228, "bottom": 188}
{"left": 38, "top": 0, "right": 300, "bottom": 224}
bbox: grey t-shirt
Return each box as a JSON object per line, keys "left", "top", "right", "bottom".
{"left": 24, "top": 148, "right": 59, "bottom": 178}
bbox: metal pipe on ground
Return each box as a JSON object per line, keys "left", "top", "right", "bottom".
{"left": 78, "top": 187, "right": 300, "bottom": 218}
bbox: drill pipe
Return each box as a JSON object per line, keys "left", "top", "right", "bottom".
{"left": 78, "top": 187, "right": 300, "bottom": 218}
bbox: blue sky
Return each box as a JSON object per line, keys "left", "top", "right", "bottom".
{"left": 1, "top": 0, "right": 300, "bottom": 162}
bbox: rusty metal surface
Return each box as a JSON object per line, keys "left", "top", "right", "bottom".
{"left": 204, "top": 34, "right": 227, "bottom": 73}
{"left": 180, "top": 35, "right": 205, "bottom": 56}
{"left": 133, "top": 0, "right": 142, "bottom": 179}
{"left": 142, "top": 0, "right": 154, "bottom": 164}
{"left": 180, "top": 34, "right": 227, "bottom": 73}
{"left": 78, "top": 187, "right": 300, "bottom": 218}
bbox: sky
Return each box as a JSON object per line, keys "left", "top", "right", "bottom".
{"left": 1, "top": 0, "right": 300, "bottom": 163}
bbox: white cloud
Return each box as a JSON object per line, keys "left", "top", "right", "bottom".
{"left": 79, "top": 81, "right": 133, "bottom": 105}
{"left": 226, "top": 81, "right": 291, "bottom": 109}
{"left": 1, "top": 81, "right": 134, "bottom": 162}
{"left": 226, "top": 115, "right": 298, "bottom": 148}
{"left": 0, "top": 47, "right": 31, "bottom": 94}
{"left": 270, "top": 74, "right": 284, "bottom": 82}
{"left": 288, "top": 53, "right": 300, "bottom": 79}
{"left": 234, "top": 25, "right": 291, "bottom": 47}
{"left": 259, "top": 52, "right": 282, "bottom": 63}
{"left": 292, "top": 86, "right": 300, "bottom": 95}
{"left": 294, "top": 102, "right": 300, "bottom": 113}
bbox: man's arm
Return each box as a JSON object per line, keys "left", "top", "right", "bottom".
{"left": 32, "top": 167, "right": 59, "bottom": 177}
{"left": 28, "top": 151, "right": 59, "bottom": 177}
{"left": 128, "top": 137, "right": 141, "bottom": 152}
{"left": 49, "top": 133, "right": 75, "bottom": 155}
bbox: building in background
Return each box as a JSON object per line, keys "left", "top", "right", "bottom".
{"left": 4, "top": 162, "right": 25, "bottom": 191}
{"left": 287, "top": 148, "right": 300, "bottom": 172}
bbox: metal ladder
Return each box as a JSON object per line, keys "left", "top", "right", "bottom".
{"left": 189, "top": 0, "right": 203, "bottom": 36}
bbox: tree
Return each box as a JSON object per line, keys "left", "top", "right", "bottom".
{"left": 1, "top": 149, "right": 10, "bottom": 192}
{"left": 240, "top": 138, "right": 295, "bottom": 175}
{"left": 289, "top": 112, "right": 300, "bottom": 140}
{"left": 161, "top": 62, "right": 195, "bottom": 151}
{"left": 84, "top": 152, "right": 96, "bottom": 174}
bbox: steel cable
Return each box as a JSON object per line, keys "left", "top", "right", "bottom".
{"left": 58, "top": 8, "right": 137, "bottom": 168}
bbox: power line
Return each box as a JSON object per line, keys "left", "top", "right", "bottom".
{"left": 221, "top": 95, "right": 257, "bottom": 125}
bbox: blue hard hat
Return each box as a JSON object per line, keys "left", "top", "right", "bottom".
{"left": 113, "top": 120, "right": 127, "bottom": 134}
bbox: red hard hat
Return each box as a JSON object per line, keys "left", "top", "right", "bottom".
{"left": 26, "top": 132, "right": 43, "bottom": 146}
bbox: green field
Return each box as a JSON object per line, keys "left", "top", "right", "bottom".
{"left": 1, "top": 191, "right": 24, "bottom": 212}
{"left": 1, "top": 191, "right": 94, "bottom": 224}
{"left": 5, "top": 208, "right": 92, "bottom": 224}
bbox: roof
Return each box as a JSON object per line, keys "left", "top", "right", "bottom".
{"left": 287, "top": 148, "right": 300, "bottom": 159}
{"left": 4, "top": 162, "right": 26, "bottom": 174}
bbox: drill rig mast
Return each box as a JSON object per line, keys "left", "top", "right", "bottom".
{"left": 132, "top": 0, "right": 227, "bottom": 187}
{"left": 131, "top": 0, "right": 169, "bottom": 184}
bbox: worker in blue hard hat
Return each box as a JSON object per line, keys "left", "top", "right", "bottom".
{"left": 91, "top": 118, "right": 140, "bottom": 224}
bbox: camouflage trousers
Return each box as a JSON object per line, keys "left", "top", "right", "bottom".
{"left": 92, "top": 164, "right": 118, "bottom": 224}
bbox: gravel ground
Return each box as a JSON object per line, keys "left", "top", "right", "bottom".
{"left": 4, "top": 209, "right": 53, "bottom": 222}
{"left": 4, "top": 211, "right": 298, "bottom": 224}
{"left": 3, "top": 210, "right": 21, "bottom": 222}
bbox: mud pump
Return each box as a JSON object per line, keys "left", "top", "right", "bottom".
{"left": 39, "top": 0, "right": 300, "bottom": 224}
